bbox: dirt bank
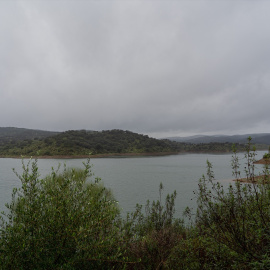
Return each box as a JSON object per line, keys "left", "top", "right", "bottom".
{"left": 254, "top": 159, "right": 270, "bottom": 164}
{"left": 234, "top": 175, "right": 270, "bottom": 183}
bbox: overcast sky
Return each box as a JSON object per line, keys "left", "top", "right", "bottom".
{"left": 1, "top": 0, "right": 270, "bottom": 138}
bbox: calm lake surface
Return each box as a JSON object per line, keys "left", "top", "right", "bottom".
{"left": 0, "top": 151, "right": 266, "bottom": 218}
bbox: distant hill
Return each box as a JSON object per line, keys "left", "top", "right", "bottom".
{"left": 0, "top": 128, "right": 248, "bottom": 157}
{"left": 0, "top": 129, "right": 183, "bottom": 157}
{"left": 166, "top": 133, "right": 270, "bottom": 145}
{"left": 0, "top": 127, "right": 59, "bottom": 146}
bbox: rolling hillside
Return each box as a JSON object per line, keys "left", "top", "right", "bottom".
{"left": 0, "top": 128, "right": 254, "bottom": 157}
{"left": 0, "top": 129, "right": 182, "bottom": 157}
{"left": 0, "top": 127, "right": 58, "bottom": 146}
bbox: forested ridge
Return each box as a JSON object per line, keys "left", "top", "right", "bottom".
{"left": 0, "top": 128, "right": 248, "bottom": 157}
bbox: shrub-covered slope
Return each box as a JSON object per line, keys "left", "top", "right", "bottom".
{"left": 0, "top": 129, "right": 182, "bottom": 156}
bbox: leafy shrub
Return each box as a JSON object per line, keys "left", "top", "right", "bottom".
{"left": 123, "top": 183, "right": 186, "bottom": 269}
{"left": 0, "top": 159, "right": 122, "bottom": 269}
{"left": 167, "top": 230, "right": 237, "bottom": 270}
{"left": 189, "top": 138, "right": 270, "bottom": 268}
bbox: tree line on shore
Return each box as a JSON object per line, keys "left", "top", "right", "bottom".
{"left": 1, "top": 138, "right": 270, "bottom": 269}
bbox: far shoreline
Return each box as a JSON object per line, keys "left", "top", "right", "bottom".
{"left": 0, "top": 150, "right": 243, "bottom": 159}
{"left": 0, "top": 152, "right": 181, "bottom": 159}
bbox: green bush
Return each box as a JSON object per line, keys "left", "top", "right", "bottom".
{"left": 167, "top": 230, "right": 237, "bottom": 270}
{"left": 0, "top": 159, "right": 122, "bottom": 269}
{"left": 123, "top": 183, "right": 186, "bottom": 269}
{"left": 189, "top": 138, "right": 270, "bottom": 269}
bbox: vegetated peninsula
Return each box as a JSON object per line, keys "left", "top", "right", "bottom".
{"left": 0, "top": 127, "right": 258, "bottom": 158}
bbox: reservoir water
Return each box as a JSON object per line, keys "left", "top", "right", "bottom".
{"left": 0, "top": 151, "right": 266, "bottom": 218}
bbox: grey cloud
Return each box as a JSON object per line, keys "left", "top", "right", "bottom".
{"left": 1, "top": 0, "right": 270, "bottom": 137}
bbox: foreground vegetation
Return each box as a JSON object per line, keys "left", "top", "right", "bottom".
{"left": 1, "top": 138, "right": 270, "bottom": 269}
{"left": 0, "top": 129, "right": 247, "bottom": 157}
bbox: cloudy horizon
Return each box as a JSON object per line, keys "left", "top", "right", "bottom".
{"left": 1, "top": 0, "right": 270, "bottom": 139}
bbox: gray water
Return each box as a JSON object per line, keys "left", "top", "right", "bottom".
{"left": 0, "top": 151, "right": 266, "bottom": 218}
